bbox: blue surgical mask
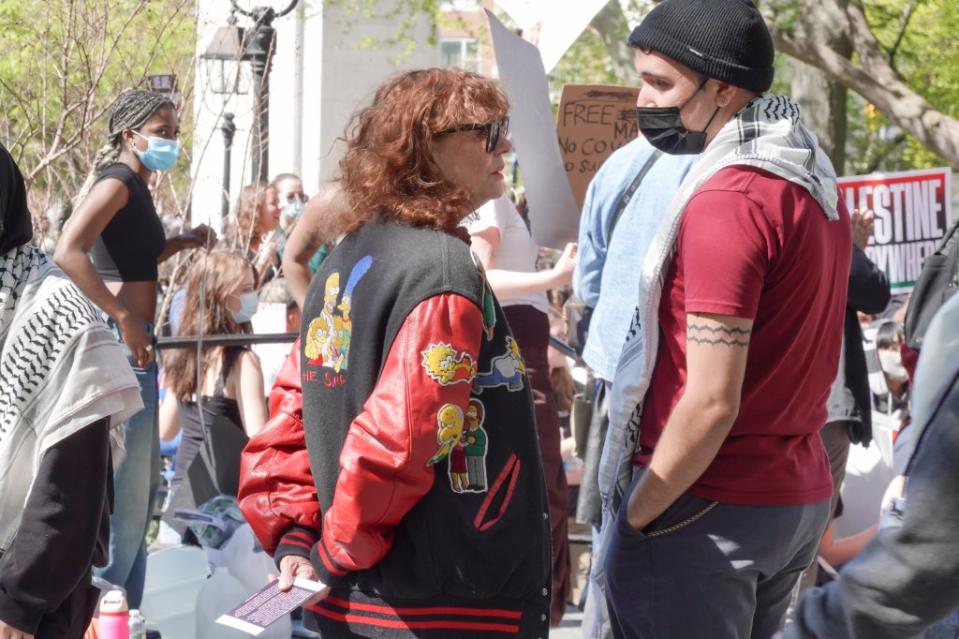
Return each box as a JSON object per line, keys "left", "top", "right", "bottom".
{"left": 284, "top": 199, "right": 305, "bottom": 220}
{"left": 132, "top": 130, "right": 180, "bottom": 172}
{"left": 231, "top": 292, "right": 259, "bottom": 324}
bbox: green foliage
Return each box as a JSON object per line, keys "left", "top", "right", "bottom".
{"left": 549, "top": 23, "right": 623, "bottom": 90}
{"left": 853, "top": 0, "right": 959, "bottom": 170}
{"left": 0, "top": 0, "right": 196, "bottom": 208}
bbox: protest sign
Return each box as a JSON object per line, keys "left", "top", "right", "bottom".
{"left": 487, "top": 9, "right": 579, "bottom": 248}
{"left": 496, "top": 0, "right": 607, "bottom": 73}
{"left": 838, "top": 167, "right": 953, "bottom": 292}
{"left": 557, "top": 85, "right": 640, "bottom": 210}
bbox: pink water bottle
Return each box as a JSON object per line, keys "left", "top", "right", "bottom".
{"left": 98, "top": 589, "right": 129, "bottom": 639}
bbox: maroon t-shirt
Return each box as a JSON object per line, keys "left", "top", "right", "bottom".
{"left": 634, "top": 166, "right": 851, "bottom": 505}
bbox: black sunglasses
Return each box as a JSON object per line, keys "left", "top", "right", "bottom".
{"left": 437, "top": 117, "right": 510, "bottom": 153}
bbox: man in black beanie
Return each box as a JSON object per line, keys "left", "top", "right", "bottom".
{"left": 595, "top": 1, "right": 853, "bottom": 637}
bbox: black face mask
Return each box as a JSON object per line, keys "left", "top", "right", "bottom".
{"left": 635, "top": 80, "right": 721, "bottom": 155}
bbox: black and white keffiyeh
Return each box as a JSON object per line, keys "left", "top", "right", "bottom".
{"left": 592, "top": 94, "right": 843, "bottom": 576}
{"left": 0, "top": 144, "right": 142, "bottom": 552}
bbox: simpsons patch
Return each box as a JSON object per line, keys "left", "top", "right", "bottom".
{"left": 473, "top": 336, "right": 526, "bottom": 393}
{"left": 427, "top": 399, "right": 489, "bottom": 493}
{"left": 421, "top": 343, "right": 476, "bottom": 386}
{"left": 304, "top": 256, "right": 373, "bottom": 373}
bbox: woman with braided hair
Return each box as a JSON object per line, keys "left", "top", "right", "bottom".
{"left": 54, "top": 90, "right": 214, "bottom": 607}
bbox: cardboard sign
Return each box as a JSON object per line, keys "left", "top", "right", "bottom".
{"left": 838, "top": 168, "right": 953, "bottom": 293}
{"left": 487, "top": 10, "right": 580, "bottom": 248}
{"left": 557, "top": 85, "right": 640, "bottom": 210}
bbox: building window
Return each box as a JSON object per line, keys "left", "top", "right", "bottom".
{"left": 440, "top": 38, "right": 480, "bottom": 73}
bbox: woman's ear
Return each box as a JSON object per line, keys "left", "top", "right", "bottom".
{"left": 122, "top": 129, "right": 138, "bottom": 152}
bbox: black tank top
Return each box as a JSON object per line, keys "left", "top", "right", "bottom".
{"left": 164, "top": 351, "right": 248, "bottom": 535}
{"left": 89, "top": 163, "right": 165, "bottom": 282}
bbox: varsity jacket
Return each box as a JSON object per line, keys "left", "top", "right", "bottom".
{"left": 239, "top": 219, "right": 551, "bottom": 639}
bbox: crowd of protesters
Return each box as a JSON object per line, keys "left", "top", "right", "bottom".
{"left": 1, "top": 0, "right": 958, "bottom": 638}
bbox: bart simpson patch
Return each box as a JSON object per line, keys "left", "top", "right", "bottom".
{"left": 421, "top": 343, "right": 477, "bottom": 386}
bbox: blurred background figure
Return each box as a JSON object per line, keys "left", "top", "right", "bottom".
{"left": 227, "top": 183, "right": 282, "bottom": 287}
{"left": 466, "top": 192, "right": 577, "bottom": 626}
{"left": 160, "top": 251, "right": 267, "bottom": 540}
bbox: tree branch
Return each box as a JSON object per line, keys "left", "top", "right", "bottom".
{"left": 767, "top": 0, "right": 959, "bottom": 168}
{"left": 888, "top": 0, "right": 920, "bottom": 69}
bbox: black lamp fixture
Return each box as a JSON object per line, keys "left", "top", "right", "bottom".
{"left": 201, "top": 0, "right": 299, "bottom": 185}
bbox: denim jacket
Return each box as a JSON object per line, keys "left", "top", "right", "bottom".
{"left": 573, "top": 137, "right": 695, "bottom": 381}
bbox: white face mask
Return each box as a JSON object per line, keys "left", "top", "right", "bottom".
{"left": 878, "top": 350, "right": 908, "bottom": 382}
{"left": 231, "top": 291, "right": 259, "bottom": 324}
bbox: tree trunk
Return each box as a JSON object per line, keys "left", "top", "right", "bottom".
{"left": 767, "top": 0, "right": 959, "bottom": 169}
{"left": 788, "top": 0, "right": 852, "bottom": 175}
{"left": 590, "top": 0, "right": 636, "bottom": 83}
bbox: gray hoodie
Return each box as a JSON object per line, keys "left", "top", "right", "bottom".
{"left": 789, "top": 293, "right": 959, "bottom": 639}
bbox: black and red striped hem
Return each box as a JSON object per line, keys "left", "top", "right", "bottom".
{"left": 305, "top": 593, "right": 534, "bottom": 637}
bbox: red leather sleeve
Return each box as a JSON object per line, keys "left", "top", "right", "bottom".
{"left": 238, "top": 338, "right": 322, "bottom": 557}
{"left": 310, "top": 293, "right": 484, "bottom": 586}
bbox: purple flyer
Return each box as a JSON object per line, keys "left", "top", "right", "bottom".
{"left": 216, "top": 578, "right": 326, "bottom": 636}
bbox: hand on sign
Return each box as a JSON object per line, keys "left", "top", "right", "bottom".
{"left": 851, "top": 208, "right": 875, "bottom": 251}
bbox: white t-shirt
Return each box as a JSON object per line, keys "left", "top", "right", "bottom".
{"left": 466, "top": 195, "right": 549, "bottom": 313}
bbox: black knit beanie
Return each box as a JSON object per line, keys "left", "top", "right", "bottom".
{"left": 628, "top": 0, "right": 775, "bottom": 93}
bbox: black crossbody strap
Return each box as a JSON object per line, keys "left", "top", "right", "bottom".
{"left": 606, "top": 149, "right": 663, "bottom": 242}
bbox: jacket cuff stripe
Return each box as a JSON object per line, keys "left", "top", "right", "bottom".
{"left": 316, "top": 538, "right": 349, "bottom": 577}
{"left": 285, "top": 530, "right": 317, "bottom": 544}
{"left": 282, "top": 538, "right": 313, "bottom": 551}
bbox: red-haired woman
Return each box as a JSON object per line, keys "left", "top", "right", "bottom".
{"left": 239, "top": 68, "right": 552, "bottom": 639}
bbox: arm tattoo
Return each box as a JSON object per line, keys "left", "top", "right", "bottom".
{"left": 687, "top": 322, "right": 751, "bottom": 348}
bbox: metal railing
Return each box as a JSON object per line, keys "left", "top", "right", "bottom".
{"left": 156, "top": 331, "right": 580, "bottom": 359}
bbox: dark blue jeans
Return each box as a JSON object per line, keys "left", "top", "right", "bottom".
{"left": 604, "top": 473, "right": 829, "bottom": 639}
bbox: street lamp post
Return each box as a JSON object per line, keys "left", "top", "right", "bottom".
{"left": 202, "top": 0, "right": 299, "bottom": 187}
{"left": 220, "top": 112, "right": 236, "bottom": 224}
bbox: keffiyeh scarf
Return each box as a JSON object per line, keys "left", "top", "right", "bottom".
{"left": 0, "top": 245, "right": 142, "bottom": 551}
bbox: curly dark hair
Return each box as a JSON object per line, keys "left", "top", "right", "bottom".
{"left": 327, "top": 68, "right": 509, "bottom": 238}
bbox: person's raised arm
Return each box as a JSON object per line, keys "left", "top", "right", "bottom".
{"left": 284, "top": 187, "right": 345, "bottom": 308}
{"left": 157, "top": 223, "right": 217, "bottom": 263}
{"left": 470, "top": 226, "right": 577, "bottom": 298}
{"left": 54, "top": 180, "right": 152, "bottom": 366}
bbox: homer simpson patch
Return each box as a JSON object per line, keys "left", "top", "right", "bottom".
{"left": 473, "top": 336, "right": 526, "bottom": 393}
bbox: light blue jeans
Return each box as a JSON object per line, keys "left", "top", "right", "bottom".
{"left": 93, "top": 323, "right": 159, "bottom": 608}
